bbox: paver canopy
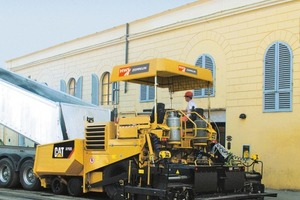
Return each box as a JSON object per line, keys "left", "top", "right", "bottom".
{"left": 111, "top": 58, "right": 213, "bottom": 93}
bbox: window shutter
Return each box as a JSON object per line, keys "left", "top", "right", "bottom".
{"left": 264, "top": 42, "right": 292, "bottom": 112}
{"left": 264, "top": 93, "right": 275, "bottom": 110}
{"left": 264, "top": 44, "right": 276, "bottom": 92}
{"left": 278, "top": 43, "right": 291, "bottom": 90}
{"left": 75, "top": 76, "right": 83, "bottom": 99}
{"left": 278, "top": 43, "right": 292, "bottom": 109}
{"left": 279, "top": 92, "right": 291, "bottom": 109}
{"left": 204, "top": 56, "right": 214, "bottom": 96}
{"left": 91, "top": 74, "right": 99, "bottom": 105}
{"left": 60, "top": 80, "right": 67, "bottom": 93}
{"left": 194, "top": 56, "right": 203, "bottom": 96}
{"left": 193, "top": 89, "right": 202, "bottom": 97}
{"left": 195, "top": 56, "right": 203, "bottom": 67}
{"left": 264, "top": 44, "right": 276, "bottom": 110}
{"left": 194, "top": 55, "right": 215, "bottom": 97}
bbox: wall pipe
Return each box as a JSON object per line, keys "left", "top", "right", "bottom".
{"left": 124, "top": 23, "right": 129, "bottom": 93}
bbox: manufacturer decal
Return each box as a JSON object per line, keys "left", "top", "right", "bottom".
{"left": 119, "top": 63, "right": 149, "bottom": 76}
{"left": 178, "top": 65, "right": 197, "bottom": 75}
{"left": 52, "top": 140, "right": 74, "bottom": 159}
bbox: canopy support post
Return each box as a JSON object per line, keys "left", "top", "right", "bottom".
{"left": 154, "top": 75, "right": 158, "bottom": 123}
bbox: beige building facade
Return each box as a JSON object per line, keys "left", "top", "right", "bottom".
{"left": 5, "top": 0, "right": 300, "bottom": 190}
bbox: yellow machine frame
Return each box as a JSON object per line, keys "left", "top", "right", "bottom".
{"left": 34, "top": 58, "right": 218, "bottom": 196}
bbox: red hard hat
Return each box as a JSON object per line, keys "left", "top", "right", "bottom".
{"left": 184, "top": 91, "right": 193, "bottom": 98}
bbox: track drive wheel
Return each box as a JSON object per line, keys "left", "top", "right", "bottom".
{"left": 167, "top": 187, "right": 194, "bottom": 200}
{"left": 105, "top": 184, "right": 124, "bottom": 200}
{"left": 67, "top": 177, "right": 83, "bottom": 197}
{"left": 19, "top": 159, "right": 41, "bottom": 190}
{"left": 51, "top": 177, "right": 67, "bottom": 195}
{"left": 104, "top": 161, "right": 128, "bottom": 200}
{"left": 0, "top": 158, "right": 19, "bottom": 188}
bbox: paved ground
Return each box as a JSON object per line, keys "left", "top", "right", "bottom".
{"left": 0, "top": 188, "right": 109, "bottom": 200}
{"left": 265, "top": 189, "right": 300, "bottom": 200}
{"left": 0, "top": 188, "right": 299, "bottom": 199}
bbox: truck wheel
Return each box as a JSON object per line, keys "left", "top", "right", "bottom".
{"left": 19, "top": 160, "right": 41, "bottom": 190}
{"left": 0, "top": 158, "right": 19, "bottom": 188}
{"left": 51, "top": 177, "right": 67, "bottom": 195}
{"left": 67, "top": 177, "right": 83, "bottom": 197}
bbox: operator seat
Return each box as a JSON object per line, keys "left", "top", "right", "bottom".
{"left": 150, "top": 103, "right": 165, "bottom": 124}
{"left": 186, "top": 108, "right": 204, "bottom": 128}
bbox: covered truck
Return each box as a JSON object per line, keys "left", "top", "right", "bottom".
{"left": 0, "top": 68, "right": 110, "bottom": 190}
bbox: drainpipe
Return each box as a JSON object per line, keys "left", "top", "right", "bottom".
{"left": 124, "top": 23, "right": 129, "bottom": 93}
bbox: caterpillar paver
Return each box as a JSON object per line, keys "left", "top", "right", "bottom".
{"left": 33, "top": 58, "right": 277, "bottom": 199}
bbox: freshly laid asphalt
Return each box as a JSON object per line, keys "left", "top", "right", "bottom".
{"left": 0, "top": 188, "right": 298, "bottom": 199}
{"left": 265, "top": 189, "right": 300, "bottom": 200}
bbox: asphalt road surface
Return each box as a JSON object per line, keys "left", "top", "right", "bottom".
{"left": 0, "top": 188, "right": 110, "bottom": 200}
{"left": 1, "top": 188, "right": 299, "bottom": 200}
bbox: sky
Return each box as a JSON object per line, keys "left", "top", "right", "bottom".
{"left": 0, "top": 0, "right": 196, "bottom": 67}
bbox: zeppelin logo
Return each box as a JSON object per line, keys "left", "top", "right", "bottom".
{"left": 119, "top": 67, "right": 131, "bottom": 76}
{"left": 119, "top": 64, "right": 149, "bottom": 76}
{"left": 178, "top": 65, "right": 186, "bottom": 72}
{"left": 178, "top": 65, "right": 197, "bottom": 75}
{"left": 52, "top": 141, "right": 74, "bottom": 159}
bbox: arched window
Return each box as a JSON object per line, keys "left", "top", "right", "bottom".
{"left": 194, "top": 54, "right": 215, "bottom": 97}
{"left": 68, "top": 78, "right": 76, "bottom": 96}
{"left": 263, "top": 42, "right": 292, "bottom": 112}
{"left": 92, "top": 73, "right": 119, "bottom": 105}
{"left": 101, "top": 72, "right": 111, "bottom": 105}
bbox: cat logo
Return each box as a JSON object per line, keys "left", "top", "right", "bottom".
{"left": 54, "top": 147, "right": 64, "bottom": 158}
{"left": 52, "top": 141, "right": 74, "bottom": 159}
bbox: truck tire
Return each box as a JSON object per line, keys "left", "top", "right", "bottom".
{"left": 51, "top": 177, "right": 67, "bottom": 195}
{"left": 67, "top": 177, "right": 83, "bottom": 197}
{"left": 19, "top": 160, "right": 41, "bottom": 190}
{"left": 0, "top": 158, "right": 19, "bottom": 188}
